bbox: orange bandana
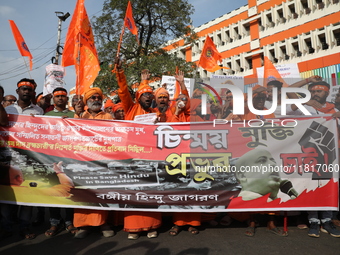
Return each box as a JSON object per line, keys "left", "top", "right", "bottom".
{"left": 36, "top": 94, "right": 43, "bottom": 102}
{"left": 18, "top": 81, "right": 36, "bottom": 89}
{"left": 104, "top": 99, "right": 115, "bottom": 109}
{"left": 53, "top": 91, "right": 67, "bottom": 96}
{"left": 310, "top": 85, "right": 329, "bottom": 92}
{"left": 112, "top": 103, "right": 123, "bottom": 113}
{"left": 135, "top": 83, "right": 153, "bottom": 100}
{"left": 154, "top": 87, "right": 169, "bottom": 98}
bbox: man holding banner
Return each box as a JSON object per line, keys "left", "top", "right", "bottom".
{"left": 73, "top": 87, "right": 114, "bottom": 238}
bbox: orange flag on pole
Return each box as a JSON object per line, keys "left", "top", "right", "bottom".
{"left": 124, "top": 1, "right": 138, "bottom": 39}
{"left": 9, "top": 20, "right": 33, "bottom": 70}
{"left": 198, "top": 35, "right": 228, "bottom": 72}
{"left": 263, "top": 56, "right": 288, "bottom": 87}
{"left": 62, "top": 0, "right": 100, "bottom": 96}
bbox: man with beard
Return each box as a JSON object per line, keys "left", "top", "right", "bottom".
{"left": 73, "top": 87, "right": 114, "bottom": 239}
{"left": 6, "top": 78, "right": 44, "bottom": 115}
{"left": 114, "top": 57, "right": 161, "bottom": 240}
{"left": 306, "top": 81, "right": 336, "bottom": 114}
{"left": 153, "top": 86, "right": 172, "bottom": 122}
{"left": 286, "top": 75, "right": 333, "bottom": 115}
{"left": 114, "top": 58, "right": 156, "bottom": 121}
{"left": 77, "top": 88, "right": 113, "bottom": 120}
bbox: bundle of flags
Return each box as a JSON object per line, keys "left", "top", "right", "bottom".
{"left": 61, "top": 0, "right": 100, "bottom": 96}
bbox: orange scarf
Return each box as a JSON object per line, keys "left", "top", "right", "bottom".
{"left": 315, "top": 102, "right": 336, "bottom": 114}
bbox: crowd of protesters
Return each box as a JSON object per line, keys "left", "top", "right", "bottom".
{"left": 0, "top": 58, "right": 340, "bottom": 241}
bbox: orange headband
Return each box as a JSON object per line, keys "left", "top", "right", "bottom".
{"left": 53, "top": 91, "right": 67, "bottom": 96}
{"left": 37, "top": 94, "right": 43, "bottom": 102}
{"left": 311, "top": 85, "right": 329, "bottom": 92}
{"left": 158, "top": 93, "right": 168, "bottom": 98}
{"left": 18, "top": 81, "right": 35, "bottom": 89}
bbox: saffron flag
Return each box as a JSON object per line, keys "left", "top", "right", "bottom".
{"left": 9, "top": 20, "right": 33, "bottom": 70}
{"left": 62, "top": 0, "right": 100, "bottom": 95}
{"left": 124, "top": 1, "right": 138, "bottom": 37}
{"left": 198, "top": 36, "right": 228, "bottom": 72}
{"left": 263, "top": 56, "right": 288, "bottom": 87}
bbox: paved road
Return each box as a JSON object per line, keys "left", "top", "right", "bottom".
{"left": 1, "top": 213, "right": 340, "bottom": 255}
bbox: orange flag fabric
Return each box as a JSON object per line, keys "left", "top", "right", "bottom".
{"left": 62, "top": 0, "right": 100, "bottom": 96}
{"left": 9, "top": 20, "right": 33, "bottom": 70}
{"left": 263, "top": 56, "right": 288, "bottom": 87}
{"left": 124, "top": 1, "right": 138, "bottom": 36}
{"left": 198, "top": 36, "right": 228, "bottom": 72}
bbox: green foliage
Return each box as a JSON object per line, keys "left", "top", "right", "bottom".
{"left": 92, "top": 0, "right": 198, "bottom": 95}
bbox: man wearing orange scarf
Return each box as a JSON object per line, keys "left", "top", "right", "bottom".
{"left": 307, "top": 82, "right": 336, "bottom": 114}
{"left": 73, "top": 87, "right": 113, "bottom": 239}
{"left": 287, "top": 76, "right": 336, "bottom": 115}
{"left": 114, "top": 59, "right": 156, "bottom": 121}
{"left": 153, "top": 87, "right": 173, "bottom": 122}
{"left": 75, "top": 87, "right": 113, "bottom": 120}
{"left": 113, "top": 58, "right": 161, "bottom": 240}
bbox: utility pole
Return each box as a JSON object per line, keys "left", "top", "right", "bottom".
{"left": 53, "top": 11, "right": 70, "bottom": 65}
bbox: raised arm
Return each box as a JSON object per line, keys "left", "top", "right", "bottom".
{"left": 174, "top": 70, "right": 189, "bottom": 97}
{"left": 114, "top": 57, "right": 134, "bottom": 113}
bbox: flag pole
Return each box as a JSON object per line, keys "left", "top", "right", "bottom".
{"left": 116, "top": 25, "right": 125, "bottom": 58}
{"left": 76, "top": 33, "right": 81, "bottom": 96}
{"left": 21, "top": 57, "right": 32, "bottom": 78}
{"left": 113, "top": 25, "right": 125, "bottom": 72}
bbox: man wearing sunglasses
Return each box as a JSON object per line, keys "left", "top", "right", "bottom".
{"left": 73, "top": 87, "right": 114, "bottom": 239}
{"left": 2, "top": 95, "right": 17, "bottom": 108}
{"left": 75, "top": 88, "right": 113, "bottom": 120}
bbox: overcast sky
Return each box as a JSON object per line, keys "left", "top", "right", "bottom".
{"left": 0, "top": 0, "right": 247, "bottom": 97}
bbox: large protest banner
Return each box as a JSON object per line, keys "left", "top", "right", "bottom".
{"left": 0, "top": 114, "right": 338, "bottom": 212}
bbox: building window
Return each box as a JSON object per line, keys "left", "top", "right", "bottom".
{"left": 288, "top": 4, "right": 298, "bottom": 19}
{"left": 318, "top": 34, "right": 329, "bottom": 50}
{"left": 301, "top": 0, "right": 311, "bottom": 14}
{"left": 333, "top": 28, "right": 340, "bottom": 46}
{"left": 266, "top": 13, "right": 275, "bottom": 28}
